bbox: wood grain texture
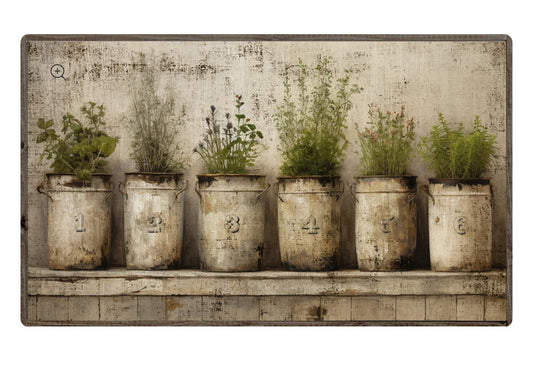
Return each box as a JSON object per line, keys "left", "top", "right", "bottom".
{"left": 457, "top": 295, "right": 484, "bottom": 321}
{"left": 396, "top": 296, "right": 425, "bottom": 320}
{"left": 27, "top": 268, "right": 507, "bottom": 297}
{"left": 426, "top": 295, "right": 457, "bottom": 321}
{"left": 68, "top": 296, "right": 100, "bottom": 321}
{"left": 28, "top": 295, "right": 506, "bottom": 324}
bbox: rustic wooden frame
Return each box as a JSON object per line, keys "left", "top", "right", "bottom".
{"left": 20, "top": 34, "right": 512, "bottom": 326}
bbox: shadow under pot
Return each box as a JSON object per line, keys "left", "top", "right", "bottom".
{"left": 352, "top": 176, "right": 417, "bottom": 271}
{"left": 119, "top": 173, "right": 187, "bottom": 270}
{"left": 276, "top": 176, "right": 343, "bottom": 271}
{"left": 38, "top": 173, "right": 112, "bottom": 270}
{"left": 196, "top": 174, "right": 269, "bottom": 272}
{"left": 427, "top": 178, "right": 492, "bottom": 272}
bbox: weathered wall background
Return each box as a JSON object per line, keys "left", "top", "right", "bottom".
{"left": 26, "top": 40, "right": 507, "bottom": 269}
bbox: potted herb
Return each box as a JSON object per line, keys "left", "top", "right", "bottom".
{"left": 194, "top": 95, "right": 269, "bottom": 272}
{"left": 419, "top": 114, "right": 496, "bottom": 271}
{"left": 36, "top": 102, "right": 118, "bottom": 270}
{"left": 274, "top": 56, "right": 362, "bottom": 271}
{"left": 352, "top": 104, "right": 417, "bottom": 271}
{"left": 119, "top": 70, "right": 188, "bottom": 270}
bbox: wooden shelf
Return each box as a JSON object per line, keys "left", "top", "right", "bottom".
{"left": 27, "top": 267, "right": 506, "bottom": 297}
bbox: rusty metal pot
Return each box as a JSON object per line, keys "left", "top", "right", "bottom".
{"left": 119, "top": 173, "right": 187, "bottom": 270}
{"left": 427, "top": 178, "right": 492, "bottom": 271}
{"left": 38, "top": 174, "right": 112, "bottom": 270}
{"left": 196, "top": 174, "right": 269, "bottom": 272}
{"left": 352, "top": 176, "right": 417, "bottom": 271}
{"left": 276, "top": 176, "right": 343, "bottom": 271}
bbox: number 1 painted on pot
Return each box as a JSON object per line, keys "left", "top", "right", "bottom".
{"left": 75, "top": 214, "right": 86, "bottom": 232}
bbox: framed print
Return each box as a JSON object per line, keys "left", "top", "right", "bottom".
{"left": 21, "top": 34, "right": 511, "bottom": 325}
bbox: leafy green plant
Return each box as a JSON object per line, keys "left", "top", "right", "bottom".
{"left": 419, "top": 114, "right": 496, "bottom": 178}
{"left": 36, "top": 102, "right": 119, "bottom": 181}
{"left": 126, "top": 70, "right": 186, "bottom": 172}
{"left": 194, "top": 95, "right": 263, "bottom": 174}
{"left": 356, "top": 104, "right": 415, "bottom": 176}
{"left": 275, "top": 56, "right": 362, "bottom": 176}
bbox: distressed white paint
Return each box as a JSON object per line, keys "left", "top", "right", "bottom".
{"left": 197, "top": 174, "right": 268, "bottom": 271}
{"left": 353, "top": 176, "right": 417, "bottom": 271}
{"left": 428, "top": 179, "right": 492, "bottom": 271}
{"left": 277, "top": 177, "right": 342, "bottom": 271}
{"left": 122, "top": 173, "right": 186, "bottom": 269}
{"left": 41, "top": 174, "right": 112, "bottom": 269}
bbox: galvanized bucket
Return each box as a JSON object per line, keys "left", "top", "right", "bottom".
{"left": 119, "top": 173, "right": 187, "bottom": 270}
{"left": 38, "top": 174, "right": 112, "bottom": 270}
{"left": 427, "top": 178, "right": 492, "bottom": 271}
{"left": 352, "top": 176, "right": 417, "bottom": 271}
{"left": 276, "top": 176, "right": 343, "bottom": 271}
{"left": 196, "top": 174, "right": 269, "bottom": 272}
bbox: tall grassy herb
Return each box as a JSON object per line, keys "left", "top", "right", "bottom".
{"left": 194, "top": 95, "right": 263, "bottom": 174}
{"left": 356, "top": 104, "right": 415, "bottom": 176}
{"left": 419, "top": 114, "right": 496, "bottom": 178}
{"left": 126, "top": 70, "right": 186, "bottom": 172}
{"left": 275, "top": 57, "right": 362, "bottom": 176}
{"left": 36, "top": 102, "right": 118, "bottom": 181}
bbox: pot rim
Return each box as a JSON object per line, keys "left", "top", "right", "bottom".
{"left": 125, "top": 172, "right": 184, "bottom": 176}
{"left": 46, "top": 172, "right": 112, "bottom": 177}
{"left": 277, "top": 175, "right": 341, "bottom": 180}
{"left": 354, "top": 175, "right": 417, "bottom": 179}
{"left": 428, "top": 177, "right": 491, "bottom": 185}
{"left": 197, "top": 173, "right": 266, "bottom": 178}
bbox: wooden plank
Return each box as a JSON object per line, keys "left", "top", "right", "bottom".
{"left": 396, "top": 296, "right": 425, "bottom": 321}
{"left": 289, "top": 296, "right": 322, "bottom": 321}
{"left": 99, "top": 296, "right": 137, "bottom": 321}
{"left": 259, "top": 296, "right": 292, "bottom": 321}
{"left": 320, "top": 296, "right": 351, "bottom": 321}
{"left": 27, "top": 268, "right": 507, "bottom": 297}
{"left": 68, "top": 296, "right": 100, "bottom": 321}
{"left": 36, "top": 296, "right": 68, "bottom": 321}
{"left": 352, "top": 296, "right": 395, "bottom": 321}
{"left": 165, "top": 296, "right": 203, "bottom": 321}
{"left": 425, "top": 295, "right": 457, "bottom": 321}
{"left": 456, "top": 295, "right": 484, "bottom": 321}
{"left": 137, "top": 296, "right": 165, "bottom": 321}
{"left": 485, "top": 296, "right": 506, "bottom": 321}
{"left": 26, "top": 296, "right": 37, "bottom": 322}
{"left": 202, "top": 296, "right": 260, "bottom": 321}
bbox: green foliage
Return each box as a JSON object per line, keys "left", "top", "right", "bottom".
{"left": 194, "top": 95, "right": 263, "bottom": 174}
{"left": 36, "top": 102, "right": 119, "bottom": 181}
{"left": 419, "top": 114, "right": 496, "bottom": 178}
{"left": 126, "top": 70, "right": 186, "bottom": 172}
{"left": 356, "top": 104, "right": 415, "bottom": 176}
{"left": 274, "top": 56, "right": 362, "bottom": 176}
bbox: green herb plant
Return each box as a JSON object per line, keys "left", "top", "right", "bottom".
{"left": 275, "top": 56, "right": 362, "bottom": 176}
{"left": 194, "top": 95, "right": 263, "bottom": 174}
{"left": 126, "top": 70, "right": 186, "bottom": 172}
{"left": 36, "top": 102, "right": 119, "bottom": 181}
{"left": 419, "top": 114, "right": 496, "bottom": 178}
{"left": 356, "top": 104, "right": 415, "bottom": 176}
